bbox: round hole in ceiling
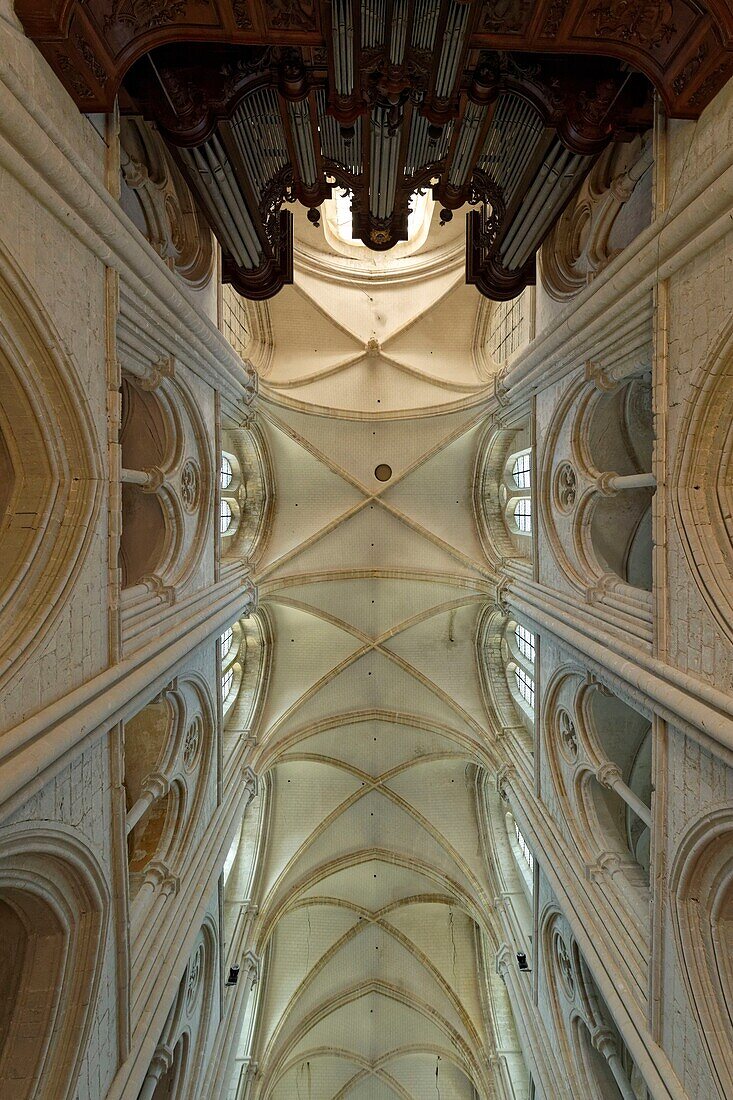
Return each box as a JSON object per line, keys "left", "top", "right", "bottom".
{"left": 374, "top": 464, "right": 392, "bottom": 482}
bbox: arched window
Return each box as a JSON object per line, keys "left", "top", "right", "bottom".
{"left": 222, "top": 666, "right": 234, "bottom": 702}
{"left": 487, "top": 294, "right": 529, "bottom": 364}
{"left": 498, "top": 618, "right": 536, "bottom": 738}
{"left": 514, "top": 820, "right": 534, "bottom": 872}
{"left": 514, "top": 624, "right": 535, "bottom": 663}
{"left": 220, "top": 627, "right": 234, "bottom": 658}
{"left": 218, "top": 446, "right": 241, "bottom": 543}
{"left": 515, "top": 666, "right": 535, "bottom": 710}
{"left": 514, "top": 497, "right": 532, "bottom": 534}
{"left": 512, "top": 451, "right": 531, "bottom": 489}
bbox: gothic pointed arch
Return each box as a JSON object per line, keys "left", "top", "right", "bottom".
{"left": 0, "top": 238, "right": 103, "bottom": 696}
{"left": 669, "top": 807, "right": 733, "bottom": 1100}
{"left": 0, "top": 823, "right": 110, "bottom": 1100}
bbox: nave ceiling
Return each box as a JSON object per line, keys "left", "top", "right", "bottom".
{"left": 225, "top": 211, "right": 522, "bottom": 1098}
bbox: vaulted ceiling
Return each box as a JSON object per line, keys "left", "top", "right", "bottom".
{"left": 238, "top": 209, "right": 519, "bottom": 1099}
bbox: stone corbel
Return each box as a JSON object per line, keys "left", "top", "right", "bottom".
{"left": 243, "top": 364, "right": 258, "bottom": 406}
{"left": 138, "top": 1045, "right": 176, "bottom": 1100}
{"left": 121, "top": 465, "right": 165, "bottom": 492}
{"left": 242, "top": 580, "right": 258, "bottom": 618}
{"left": 595, "top": 470, "right": 621, "bottom": 497}
{"left": 139, "top": 354, "right": 175, "bottom": 392}
{"left": 584, "top": 850, "right": 635, "bottom": 884}
{"left": 243, "top": 765, "right": 259, "bottom": 801}
{"left": 242, "top": 949, "right": 261, "bottom": 988}
{"left": 583, "top": 669, "right": 613, "bottom": 696}
{"left": 584, "top": 360, "right": 621, "bottom": 393}
{"left": 585, "top": 572, "right": 624, "bottom": 606}
{"left": 240, "top": 1057, "right": 259, "bottom": 1079}
{"left": 595, "top": 471, "right": 656, "bottom": 495}
{"left": 494, "top": 370, "right": 510, "bottom": 406}
{"left": 494, "top": 578, "right": 511, "bottom": 616}
{"left": 495, "top": 942, "right": 515, "bottom": 977}
{"left": 596, "top": 762, "right": 623, "bottom": 791}
{"left": 496, "top": 764, "right": 516, "bottom": 801}
{"left": 592, "top": 1026, "right": 620, "bottom": 1062}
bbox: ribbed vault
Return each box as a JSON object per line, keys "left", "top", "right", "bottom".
{"left": 243, "top": 209, "right": 520, "bottom": 1099}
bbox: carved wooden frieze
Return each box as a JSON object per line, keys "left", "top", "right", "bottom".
{"left": 15, "top": 0, "right": 733, "bottom": 116}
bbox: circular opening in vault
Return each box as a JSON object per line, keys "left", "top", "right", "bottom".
{"left": 374, "top": 464, "right": 392, "bottom": 482}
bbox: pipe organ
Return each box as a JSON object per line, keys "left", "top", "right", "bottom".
{"left": 19, "top": 0, "right": 733, "bottom": 300}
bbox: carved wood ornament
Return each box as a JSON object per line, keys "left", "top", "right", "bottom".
{"left": 16, "top": 1, "right": 733, "bottom": 300}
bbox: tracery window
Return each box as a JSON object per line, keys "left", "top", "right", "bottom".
{"left": 222, "top": 666, "right": 234, "bottom": 702}
{"left": 220, "top": 498, "right": 233, "bottom": 534}
{"left": 222, "top": 284, "right": 250, "bottom": 361}
{"left": 514, "top": 666, "right": 535, "bottom": 710}
{"left": 514, "top": 624, "right": 535, "bottom": 663}
{"left": 487, "top": 294, "right": 528, "bottom": 364}
{"left": 221, "top": 454, "right": 233, "bottom": 490}
{"left": 500, "top": 618, "right": 536, "bottom": 735}
{"left": 514, "top": 497, "right": 532, "bottom": 534}
{"left": 498, "top": 442, "right": 533, "bottom": 544}
{"left": 512, "top": 451, "right": 531, "bottom": 489}
{"left": 220, "top": 627, "right": 234, "bottom": 658}
{"left": 514, "top": 820, "right": 534, "bottom": 872}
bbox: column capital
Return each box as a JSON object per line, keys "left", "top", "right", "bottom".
{"left": 141, "top": 771, "right": 170, "bottom": 801}
{"left": 596, "top": 761, "right": 623, "bottom": 790}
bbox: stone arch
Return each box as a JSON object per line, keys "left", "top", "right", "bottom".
{"left": 542, "top": 669, "right": 651, "bottom": 933}
{"left": 674, "top": 314, "right": 733, "bottom": 645}
{"left": 128, "top": 781, "right": 187, "bottom": 901}
{"left": 540, "top": 133, "right": 652, "bottom": 302}
{"left": 669, "top": 807, "right": 733, "bottom": 1100}
{"left": 571, "top": 1018, "right": 627, "bottom": 1100}
{"left": 119, "top": 375, "right": 179, "bottom": 590}
{"left": 0, "top": 824, "right": 109, "bottom": 1100}
{"left": 476, "top": 605, "right": 534, "bottom": 750}
{"left": 125, "top": 675, "right": 216, "bottom": 912}
{"left": 222, "top": 604, "right": 271, "bottom": 760}
{"left": 581, "top": 687, "right": 652, "bottom": 878}
{"left": 540, "top": 371, "right": 654, "bottom": 632}
{"left": 119, "top": 369, "right": 214, "bottom": 619}
{"left": 580, "top": 379, "right": 654, "bottom": 593}
{"left": 0, "top": 239, "right": 103, "bottom": 695}
{"left": 540, "top": 910, "right": 650, "bottom": 1100}
{"left": 120, "top": 117, "right": 214, "bottom": 290}
{"left": 220, "top": 418, "right": 274, "bottom": 567}
{"left": 139, "top": 917, "right": 219, "bottom": 1100}
{"left": 474, "top": 417, "right": 533, "bottom": 570}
